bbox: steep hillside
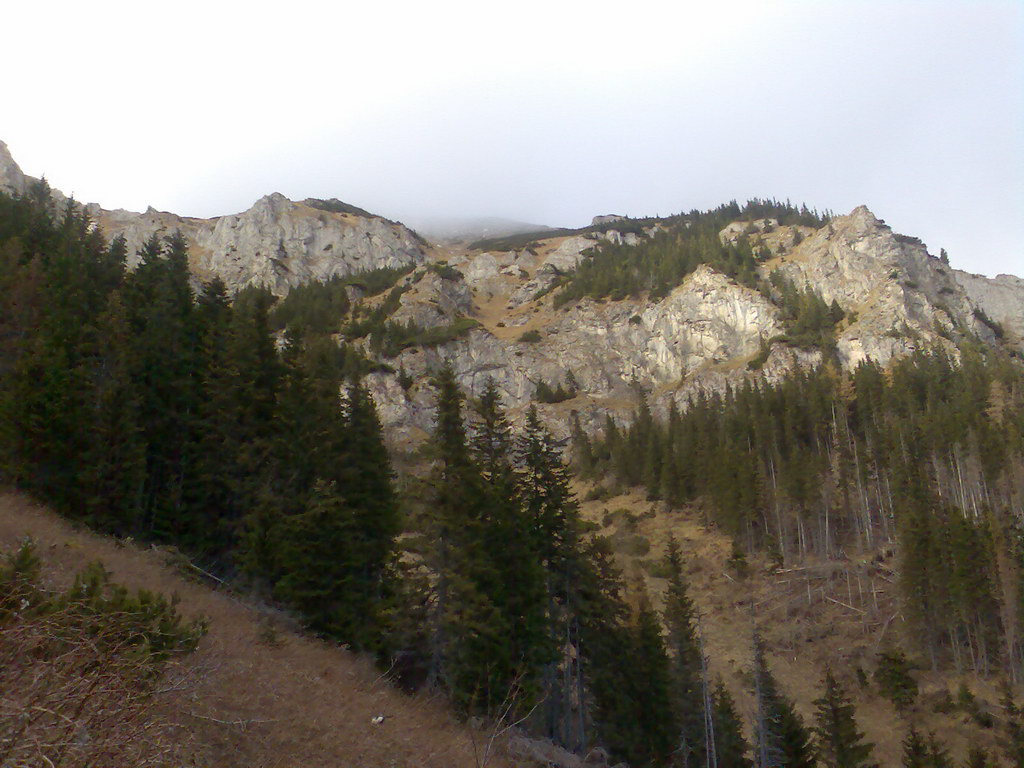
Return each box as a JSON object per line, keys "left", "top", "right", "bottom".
{"left": 0, "top": 492, "right": 521, "bottom": 768}
{"left": 4, "top": 140, "right": 1024, "bottom": 768}
{"left": 0, "top": 141, "right": 430, "bottom": 296}
{"left": 357, "top": 204, "right": 1023, "bottom": 445}
{"left": 575, "top": 485, "right": 1013, "bottom": 767}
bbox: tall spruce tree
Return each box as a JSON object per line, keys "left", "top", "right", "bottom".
{"left": 335, "top": 379, "right": 401, "bottom": 650}
{"left": 713, "top": 679, "right": 753, "bottom": 768}
{"left": 515, "top": 403, "right": 588, "bottom": 747}
{"left": 752, "top": 634, "right": 816, "bottom": 768}
{"left": 469, "top": 379, "right": 550, "bottom": 704}
{"left": 812, "top": 668, "right": 875, "bottom": 768}
{"left": 424, "top": 364, "right": 510, "bottom": 714}
{"left": 663, "top": 535, "right": 707, "bottom": 767}
{"left": 78, "top": 290, "right": 146, "bottom": 535}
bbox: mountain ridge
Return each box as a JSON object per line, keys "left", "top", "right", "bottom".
{"left": 1, "top": 140, "right": 1021, "bottom": 443}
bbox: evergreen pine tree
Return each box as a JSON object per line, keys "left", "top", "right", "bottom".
{"left": 663, "top": 535, "right": 707, "bottom": 767}
{"left": 274, "top": 479, "right": 362, "bottom": 635}
{"left": 469, "top": 379, "right": 550, "bottom": 703}
{"left": 630, "top": 594, "right": 678, "bottom": 768}
{"left": 423, "top": 364, "right": 510, "bottom": 714}
{"left": 963, "top": 745, "right": 991, "bottom": 768}
{"left": 78, "top": 290, "right": 146, "bottom": 535}
{"left": 902, "top": 727, "right": 929, "bottom": 768}
{"left": 752, "top": 634, "right": 816, "bottom": 768}
{"left": 336, "top": 379, "right": 401, "bottom": 651}
{"left": 812, "top": 667, "right": 875, "bottom": 768}
{"left": 713, "top": 679, "right": 753, "bottom": 768}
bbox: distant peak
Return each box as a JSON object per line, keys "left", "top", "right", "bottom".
{"left": 848, "top": 205, "right": 882, "bottom": 226}
{"left": 0, "top": 140, "right": 27, "bottom": 195}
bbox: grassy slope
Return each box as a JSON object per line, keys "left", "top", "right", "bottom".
{"left": 579, "top": 486, "right": 1011, "bottom": 766}
{"left": 0, "top": 492, "right": 519, "bottom": 768}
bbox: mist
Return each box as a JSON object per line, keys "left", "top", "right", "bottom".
{"left": 4, "top": 0, "right": 1021, "bottom": 276}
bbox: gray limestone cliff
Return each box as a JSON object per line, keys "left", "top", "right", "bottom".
{"left": 362, "top": 206, "right": 1020, "bottom": 444}
{"left": 771, "top": 206, "right": 997, "bottom": 367}
{"left": 953, "top": 270, "right": 1024, "bottom": 349}
{"left": 0, "top": 141, "right": 27, "bottom": 196}
{"left": 90, "top": 195, "right": 428, "bottom": 295}
{"left": 0, "top": 142, "right": 428, "bottom": 296}
{"left": 2, "top": 140, "right": 1020, "bottom": 444}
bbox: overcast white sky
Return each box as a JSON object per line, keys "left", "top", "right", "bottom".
{"left": 4, "top": 0, "right": 1022, "bottom": 276}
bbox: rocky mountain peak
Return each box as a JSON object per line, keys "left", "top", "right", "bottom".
{"left": 847, "top": 204, "right": 882, "bottom": 228}
{"left": 1, "top": 139, "right": 1021, "bottom": 441}
{"left": 0, "top": 140, "right": 28, "bottom": 196}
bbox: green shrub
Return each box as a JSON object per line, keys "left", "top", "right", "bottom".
{"left": 1, "top": 539, "right": 206, "bottom": 663}
{"left": 535, "top": 377, "right": 577, "bottom": 404}
{"left": 875, "top": 648, "right": 918, "bottom": 711}
{"left": 429, "top": 262, "right": 464, "bottom": 281}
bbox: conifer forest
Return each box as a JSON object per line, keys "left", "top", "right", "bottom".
{"left": 3, "top": 182, "right": 1024, "bottom": 767}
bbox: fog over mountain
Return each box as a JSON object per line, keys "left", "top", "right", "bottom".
{"left": 4, "top": 0, "right": 1021, "bottom": 278}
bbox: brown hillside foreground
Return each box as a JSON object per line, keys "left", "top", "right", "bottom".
{"left": 0, "top": 492, "right": 520, "bottom": 768}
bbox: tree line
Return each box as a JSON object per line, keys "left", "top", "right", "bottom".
{"left": 1, "top": 184, "right": 1018, "bottom": 765}
{"left": 575, "top": 346, "right": 1024, "bottom": 680}
{"left": 552, "top": 199, "right": 829, "bottom": 308}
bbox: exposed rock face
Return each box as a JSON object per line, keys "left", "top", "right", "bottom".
{"left": 772, "top": 206, "right": 994, "bottom": 367}
{"left": 0, "top": 143, "right": 429, "bottom": 297}
{"left": 0, "top": 141, "right": 27, "bottom": 196}
{"left": 719, "top": 218, "right": 778, "bottom": 244}
{"left": 953, "top": 270, "right": 1024, "bottom": 348}
{"left": 91, "top": 194, "right": 428, "bottom": 295}
{"left": 366, "top": 205, "right": 1020, "bottom": 445}
{"left": 366, "top": 264, "right": 789, "bottom": 442}
{"left": 390, "top": 269, "right": 475, "bottom": 329}
{"left": 0, "top": 141, "right": 70, "bottom": 210}
{"left": 3, "top": 140, "right": 1020, "bottom": 445}
{"left": 592, "top": 214, "right": 625, "bottom": 226}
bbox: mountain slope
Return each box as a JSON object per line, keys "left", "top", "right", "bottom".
{"left": 0, "top": 142, "right": 430, "bottom": 296}
{"left": 0, "top": 492, "right": 520, "bottom": 768}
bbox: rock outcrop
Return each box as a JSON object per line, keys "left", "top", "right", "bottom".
{"left": 953, "top": 270, "right": 1024, "bottom": 349}
{"left": 772, "top": 206, "right": 994, "bottom": 367}
{"left": 366, "top": 205, "right": 1017, "bottom": 444}
{"left": 0, "top": 143, "right": 428, "bottom": 296}
{"left": 91, "top": 195, "right": 428, "bottom": 295}
{"left": 0, "top": 141, "right": 27, "bottom": 196}
{"left": 2, "top": 140, "right": 1019, "bottom": 445}
{"left": 365, "top": 263, "right": 792, "bottom": 442}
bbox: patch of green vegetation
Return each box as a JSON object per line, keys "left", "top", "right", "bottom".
{"left": 268, "top": 265, "right": 415, "bottom": 334}
{"left": 428, "top": 262, "right": 464, "bottom": 281}
{"left": 304, "top": 198, "right": 431, "bottom": 247}
{"left": 534, "top": 371, "right": 579, "bottom": 403}
{"left": 1, "top": 539, "right": 206, "bottom": 662}
{"left": 518, "top": 329, "right": 542, "bottom": 343}
{"left": 974, "top": 308, "right": 1005, "bottom": 339}
{"left": 875, "top": 648, "right": 919, "bottom": 711}
{"left": 344, "top": 283, "right": 412, "bottom": 340}
{"left": 304, "top": 197, "right": 378, "bottom": 218}
{"left": 367, "top": 316, "right": 480, "bottom": 358}
{"left": 747, "top": 337, "right": 773, "bottom": 370}
{"left": 767, "top": 270, "right": 846, "bottom": 351}
{"left": 550, "top": 200, "right": 828, "bottom": 308}
{"left": 612, "top": 531, "right": 651, "bottom": 557}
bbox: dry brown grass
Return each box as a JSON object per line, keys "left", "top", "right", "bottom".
{"left": 578, "top": 485, "right": 1014, "bottom": 766}
{"left": 0, "top": 491, "right": 520, "bottom": 768}
{"left": 0, "top": 605, "right": 198, "bottom": 766}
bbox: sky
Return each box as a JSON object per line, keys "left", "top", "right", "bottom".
{"left": 3, "top": 0, "right": 1022, "bottom": 277}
